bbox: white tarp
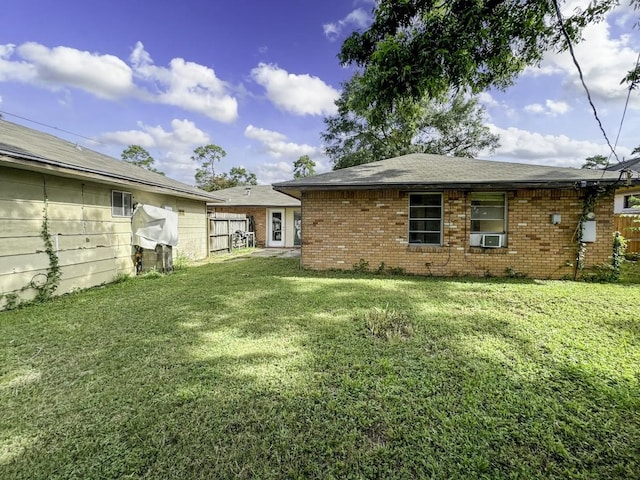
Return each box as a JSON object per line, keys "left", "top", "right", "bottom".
{"left": 132, "top": 204, "right": 179, "bottom": 249}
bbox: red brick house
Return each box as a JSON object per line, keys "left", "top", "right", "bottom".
{"left": 209, "top": 185, "right": 301, "bottom": 248}
{"left": 274, "top": 154, "right": 628, "bottom": 279}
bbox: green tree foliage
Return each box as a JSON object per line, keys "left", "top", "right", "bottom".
{"left": 191, "top": 145, "right": 257, "bottom": 191}
{"left": 582, "top": 154, "right": 609, "bottom": 169}
{"left": 632, "top": 145, "right": 640, "bottom": 156}
{"left": 210, "top": 167, "right": 258, "bottom": 190}
{"left": 228, "top": 167, "right": 257, "bottom": 186}
{"left": 121, "top": 145, "right": 164, "bottom": 175}
{"left": 293, "top": 155, "right": 316, "bottom": 178}
{"left": 338, "top": 0, "right": 637, "bottom": 124}
{"left": 192, "top": 144, "right": 227, "bottom": 191}
{"left": 322, "top": 78, "right": 499, "bottom": 169}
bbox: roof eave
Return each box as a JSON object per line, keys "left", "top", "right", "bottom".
{"left": 274, "top": 178, "right": 623, "bottom": 194}
{"left": 0, "top": 152, "right": 225, "bottom": 203}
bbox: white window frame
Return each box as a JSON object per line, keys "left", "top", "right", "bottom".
{"left": 111, "top": 190, "right": 133, "bottom": 217}
{"left": 623, "top": 194, "right": 640, "bottom": 211}
{"left": 470, "top": 193, "right": 507, "bottom": 247}
{"left": 408, "top": 193, "right": 443, "bottom": 246}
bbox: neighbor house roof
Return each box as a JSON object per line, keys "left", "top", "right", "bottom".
{"left": 274, "top": 153, "right": 626, "bottom": 198}
{"left": 210, "top": 185, "right": 300, "bottom": 207}
{"left": 0, "top": 119, "right": 224, "bottom": 203}
{"left": 604, "top": 156, "right": 640, "bottom": 173}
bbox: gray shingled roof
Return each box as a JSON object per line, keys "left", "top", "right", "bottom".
{"left": 0, "top": 119, "right": 224, "bottom": 202}
{"left": 274, "top": 153, "right": 624, "bottom": 197}
{"left": 211, "top": 185, "right": 300, "bottom": 207}
{"left": 604, "top": 156, "right": 640, "bottom": 173}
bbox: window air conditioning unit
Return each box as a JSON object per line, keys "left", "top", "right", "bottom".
{"left": 481, "top": 234, "right": 503, "bottom": 248}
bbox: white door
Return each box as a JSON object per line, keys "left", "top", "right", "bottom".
{"left": 268, "top": 209, "right": 284, "bottom": 247}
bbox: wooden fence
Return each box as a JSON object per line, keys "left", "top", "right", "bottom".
{"left": 614, "top": 214, "right": 640, "bottom": 253}
{"left": 208, "top": 213, "right": 254, "bottom": 254}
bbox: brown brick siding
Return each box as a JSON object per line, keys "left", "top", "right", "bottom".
{"left": 213, "top": 207, "right": 267, "bottom": 247}
{"left": 301, "top": 188, "right": 615, "bottom": 279}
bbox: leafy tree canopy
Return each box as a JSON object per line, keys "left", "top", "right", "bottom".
{"left": 191, "top": 145, "right": 257, "bottom": 191}
{"left": 323, "top": 77, "right": 499, "bottom": 169}
{"left": 582, "top": 154, "right": 609, "bottom": 169}
{"left": 339, "top": 0, "right": 638, "bottom": 124}
{"left": 192, "top": 144, "right": 227, "bottom": 191}
{"left": 215, "top": 167, "right": 258, "bottom": 190}
{"left": 121, "top": 145, "right": 164, "bottom": 175}
{"left": 293, "top": 155, "right": 316, "bottom": 178}
{"left": 582, "top": 143, "right": 640, "bottom": 169}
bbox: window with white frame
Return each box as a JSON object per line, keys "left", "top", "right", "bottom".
{"left": 623, "top": 194, "right": 640, "bottom": 210}
{"left": 471, "top": 193, "right": 506, "bottom": 234}
{"left": 409, "top": 193, "right": 442, "bottom": 245}
{"left": 111, "top": 190, "right": 133, "bottom": 217}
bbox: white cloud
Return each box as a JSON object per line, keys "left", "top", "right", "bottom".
{"left": 323, "top": 8, "right": 372, "bottom": 41}
{"left": 18, "top": 42, "right": 135, "bottom": 99}
{"left": 545, "top": 99, "right": 571, "bottom": 115}
{"left": 531, "top": 8, "right": 640, "bottom": 108}
{"left": 244, "top": 124, "right": 319, "bottom": 159}
{"left": 524, "top": 103, "right": 545, "bottom": 114}
{"left": 477, "top": 91, "right": 517, "bottom": 119}
{"left": 244, "top": 124, "right": 331, "bottom": 183}
{"left": 0, "top": 44, "right": 36, "bottom": 83}
{"left": 477, "top": 92, "right": 499, "bottom": 108}
{"left": 523, "top": 100, "right": 571, "bottom": 116}
{"left": 253, "top": 158, "right": 331, "bottom": 184}
{"left": 244, "top": 124, "right": 287, "bottom": 144}
{"left": 130, "top": 42, "right": 238, "bottom": 123}
{"left": 0, "top": 41, "right": 238, "bottom": 122}
{"left": 97, "top": 119, "right": 211, "bottom": 183}
{"left": 254, "top": 161, "right": 294, "bottom": 184}
{"left": 0, "top": 42, "right": 134, "bottom": 98}
{"left": 251, "top": 63, "right": 339, "bottom": 116}
{"left": 98, "top": 129, "right": 156, "bottom": 148}
{"left": 483, "top": 124, "right": 632, "bottom": 167}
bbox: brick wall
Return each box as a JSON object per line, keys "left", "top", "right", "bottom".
{"left": 301, "top": 188, "right": 615, "bottom": 279}
{"left": 213, "top": 207, "right": 267, "bottom": 247}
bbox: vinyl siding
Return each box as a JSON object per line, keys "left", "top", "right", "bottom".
{"left": 0, "top": 166, "right": 208, "bottom": 309}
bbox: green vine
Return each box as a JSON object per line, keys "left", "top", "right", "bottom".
{"left": 574, "top": 185, "right": 617, "bottom": 281}
{"left": 1, "top": 200, "right": 62, "bottom": 310}
{"left": 36, "top": 201, "right": 62, "bottom": 301}
{"left": 611, "top": 232, "right": 627, "bottom": 280}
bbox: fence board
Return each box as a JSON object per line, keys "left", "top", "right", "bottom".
{"left": 614, "top": 214, "right": 640, "bottom": 253}
{"left": 208, "top": 214, "right": 250, "bottom": 253}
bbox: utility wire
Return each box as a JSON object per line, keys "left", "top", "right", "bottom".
{"left": 550, "top": 0, "right": 620, "bottom": 166}
{"left": 0, "top": 109, "right": 103, "bottom": 145}
{"left": 611, "top": 50, "right": 640, "bottom": 157}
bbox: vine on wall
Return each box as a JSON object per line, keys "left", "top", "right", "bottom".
{"left": 35, "top": 200, "right": 62, "bottom": 301}
{"left": 0, "top": 199, "right": 62, "bottom": 309}
{"left": 574, "top": 185, "right": 620, "bottom": 281}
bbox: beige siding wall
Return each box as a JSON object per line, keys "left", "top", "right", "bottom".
{"left": 0, "top": 167, "right": 207, "bottom": 308}
{"left": 131, "top": 191, "right": 208, "bottom": 260}
{"left": 301, "top": 188, "right": 615, "bottom": 279}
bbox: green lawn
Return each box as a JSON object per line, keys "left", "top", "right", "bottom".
{"left": 1, "top": 257, "right": 639, "bottom": 479}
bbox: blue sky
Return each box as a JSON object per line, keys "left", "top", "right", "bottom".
{"left": 1, "top": 0, "right": 639, "bottom": 186}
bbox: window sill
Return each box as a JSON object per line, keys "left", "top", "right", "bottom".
{"left": 468, "top": 247, "right": 508, "bottom": 255}
{"left": 407, "top": 245, "right": 443, "bottom": 253}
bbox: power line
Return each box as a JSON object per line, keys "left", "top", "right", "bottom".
{"left": 550, "top": 0, "right": 620, "bottom": 166}
{"left": 0, "top": 109, "right": 104, "bottom": 145}
{"left": 611, "top": 50, "right": 640, "bottom": 157}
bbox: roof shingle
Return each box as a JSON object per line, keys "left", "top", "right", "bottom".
{"left": 274, "top": 154, "right": 624, "bottom": 197}
{"left": 0, "top": 120, "right": 223, "bottom": 202}
{"left": 210, "top": 185, "right": 300, "bottom": 207}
